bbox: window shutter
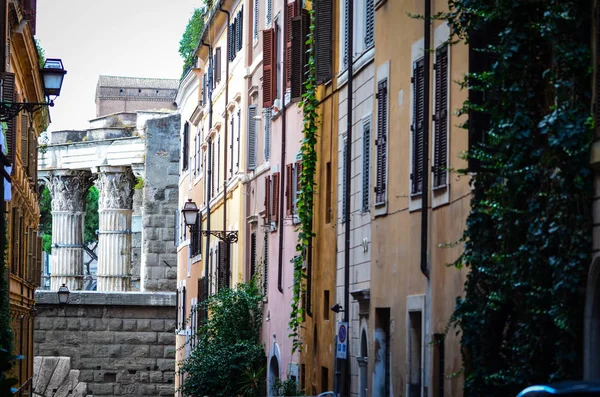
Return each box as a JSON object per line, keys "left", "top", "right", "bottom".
{"left": 262, "top": 29, "right": 275, "bottom": 107}
{"left": 248, "top": 105, "right": 257, "bottom": 170}
{"left": 315, "top": 0, "right": 333, "bottom": 83}
{"left": 263, "top": 232, "right": 269, "bottom": 294}
{"left": 198, "top": 277, "right": 205, "bottom": 320}
{"left": 265, "top": 175, "right": 272, "bottom": 222}
{"left": 202, "top": 74, "right": 207, "bottom": 105}
{"left": 211, "top": 140, "right": 215, "bottom": 198}
{"left": 182, "top": 286, "right": 187, "bottom": 328}
{"left": 285, "top": 2, "right": 297, "bottom": 88}
{"left": 264, "top": 115, "right": 271, "bottom": 160}
{"left": 20, "top": 114, "right": 28, "bottom": 172}
{"left": 433, "top": 46, "right": 448, "bottom": 189}
{"left": 342, "top": 137, "right": 348, "bottom": 222}
{"left": 182, "top": 122, "right": 189, "bottom": 171}
{"left": 217, "top": 135, "right": 221, "bottom": 191}
{"left": 286, "top": 163, "right": 293, "bottom": 216}
{"left": 375, "top": 79, "right": 388, "bottom": 205}
{"left": 217, "top": 240, "right": 228, "bottom": 290}
{"left": 2, "top": 72, "right": 15, "bottom": 164}
{"left": 411, "top": 59, "right": 425, "bottom": 195}
{"left": 237, "top": 8, "right": 244, "bottom": 52}
{"left": 236, "top": 109, "right": 241, "bottom": 170}
{"left": 253, "top": 0, "right": 259, "bottom": 41}
{"left": 230, "top": 115, "right": 235, "bottom": 175}
{"left": 365, "top": 0, "right": 375, "bottom": 48}
{"left": 228, "top": 22, "right": 234, "bottom": 62}
{"left": 343, "top": 0, "right": 349, "bottom": 69}
{"left": 266, "top": 0, "right": 272, "bottom": 26}
{"left": 272, "top": 172, "right": 280, "bottom": 223}
{"left": 214, "top": 47, "right": 222, "bottom": 85}
{"left": 176, "top": 288, "right": 180, "bottom": 328}
{"left": 250, "top": 232, "right": 257, "bottom": 278}
{"left": 362, "top": 117, "right": 371, "bottom": 212}
{"left": 291, "top": 10, "right": 310, "bottom": 100}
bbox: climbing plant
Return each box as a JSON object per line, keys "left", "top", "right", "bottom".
{"left": 179, "top": 8, "right": 205, "bottom": 79}
{"left": 440, "top": 1, "right": 593, "bottom": 395}
{"left": 289, "top": 6, "right": 319, "bottom": 354}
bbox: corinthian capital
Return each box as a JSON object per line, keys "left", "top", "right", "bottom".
{"left": 47, "top": 171, "right": 93, "bottom": 212}
{"left": 95, "top": 167, "right": 135, "bottom": 210}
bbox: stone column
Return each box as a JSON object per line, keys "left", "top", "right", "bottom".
{"left": 94, "top": 166, "right": 135, "bottom": 292}
{"left": 48, "top": 170, "right": 93, "bottom": 291}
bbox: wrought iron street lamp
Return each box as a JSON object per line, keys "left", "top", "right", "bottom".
{"left": 57, "top": 283, "right": 70, "bottom": 305}
{"left": 182, "top": 199, "right": 199, "bottom": 231}
{"left": 0, "top": 58, "right": 67, "bottom": 122}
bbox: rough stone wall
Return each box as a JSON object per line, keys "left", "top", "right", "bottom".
{"left": 34, "top": 291, "right": 176, "bottom": 397}
{"left": 141, "top": 113, "right": 180, "bottom": 292}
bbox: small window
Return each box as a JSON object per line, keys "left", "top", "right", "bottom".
{"left": 323, "top": 290, "right": 330, "bottom": 320}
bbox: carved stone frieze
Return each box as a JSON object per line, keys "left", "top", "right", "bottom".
{"left": 95, "top": 169, "right": 135, "bottom": 210}
{"left": 47, "top": 171, "right": 93, "bottom": 212}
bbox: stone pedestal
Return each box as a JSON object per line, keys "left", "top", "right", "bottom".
{"left": 95, "top": 167, "right": 134, "bottom": 292}
{"left": 48, "top": 171, "right": 93, "bottom": 291}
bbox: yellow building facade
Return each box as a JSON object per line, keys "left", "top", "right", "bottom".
{"left": 3, "top": 1, "right": 48, "bottom": 395}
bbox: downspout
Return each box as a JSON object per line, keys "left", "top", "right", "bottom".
{"left": 202, "top": 41, "right": 213, "bottom": 316}
{"left": 421, "top": 0, "right": 431, "bottom": 279}
{"left": 343, "top": 0, "right": 354, "bottom": 394}
{"left": 278, "top": 18, "right": 286, "bottom": 294}
{"left": 218, "top": 5, "right": 232, "bottom": 287}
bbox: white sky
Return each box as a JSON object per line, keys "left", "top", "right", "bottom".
{"left": 36, "top": 0, "right": 200, "bottom": 132}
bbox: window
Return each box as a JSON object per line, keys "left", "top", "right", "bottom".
{"left": 214, "top": 47, "right": 222, "bottom": 86}
{"left": 411, "top": 59, "right": 425, "bottom": 195}
{"left": 253, "top": 0, "right": 259, "bottom": 42}
{"left": 285, "top": 2, "right": 297, "bottom": 89}
{"left": 291, "top": 9, "right": 310, "bottom": 99}
{"left": 217, "top": 240, "right": 229, "bottom": 290}
{"left": 315, "top": 0, "right": 332, "bottom": 83}
{"left": 250, "top": 232, "right": 257, "bottom": 278}
{"left": 210, "top": 140, "right": 215, "bottom": 199}
{"left": 190, "top": 215, "right": 202, "bottom": 257}
{"left": 229, "top": 8, "right": 244, "bottom": 62}
{"left": 248, "top": 106, "right": 258, "bottom": 170}
{"left": 263, "top": 232, "right": 269, "bottom": 294}
{"left": 182, "top": 122, "right": 190, "bottom": 171}
{"left": 375, "top": 78, "right": 388, "bottom": 205}
{"left": 263, "top": 29, "right": 276, "bottom": 107}
{"left": 285, "top": 162, "right": 302, "bottom": 217}
{"left": 341, "top": 0, "right": 375, "bottom": 70}
{"left": 264, "top": 111, "right": 271, "bottom": 160}
{"left": 236, "top": 109, "right": 241, "bottom": 171}
{"left": 230, "top": 112, "right": 235, "bottom": 176}
{"left": 217, "top": 135, "right": 221, "bottom": 192}
{"left": 323, "top": 290, "right": 330, "bottom": 320}
{"left": 362, "top": 116, "right": 372, "bottom": 212}
{"left": 266, "top": 0, "right": 272, "bottom": 27}
{"left": 202, "top": 73, "right": 207, "bottom": 105}
{"left": 265, "top": 173, "right": 280, "bottom": 225}
{"left": 433, "top": 46, "right": 449, "bottom": 189}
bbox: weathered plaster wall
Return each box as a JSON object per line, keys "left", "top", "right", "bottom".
{"left": 34, "top": 291, "right": 176, "bottom": 397}
{"left": 141, "top": 113, "right": 181, "bottom": 292}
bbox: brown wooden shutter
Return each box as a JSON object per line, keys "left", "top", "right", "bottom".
{"left": 411, "top": 59, "right": 425, "bottom": 195}
{"left": 285, "top": 2, "right": 297, "bottom": 88}
{"left": 291, "top": 10, "right": 310, "bottom": 100}
{"left": 433, "top": 46, "right": 448, "bottom": 188}
{"left": 217, "top": 240, "right": 228, "bottom": 290}
{"left": 315, "top": 0, "right": 333, "bottom": 83}
{"left": 375, "top": 79, "right": 388, "bottom": 204}
{"left": 265, "top": 175, "right": 271, "bottom": 221}
{"left": 272, "top": 172, "right": 280, "bottom": 223}
{"left": 263, "top": 29, "right": 275, "bottom": 107}
{"left": 285, "top": 163, "right": 293, "bottom": 216}
{"left": 2, "top": 72, "right": 15, "bottom": 164}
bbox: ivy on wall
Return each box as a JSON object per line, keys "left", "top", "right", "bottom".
{"left": 440, "top": 1, "right": 594, "bottom": 395}
{"left": 289, "top": 6, "right": 319, "bottom": 354}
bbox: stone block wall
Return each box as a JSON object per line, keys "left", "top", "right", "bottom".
{"left": 34, "top": 291, "right": 176, "bottom": 397}
{"left": 141, "top": 113, "right": 180, "bottom": 292}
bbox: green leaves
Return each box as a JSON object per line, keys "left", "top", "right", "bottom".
{"left": 179, "top": 8, "right": 205, "bottom": 79}
{"left": 180, "top": 279, "right": 265, "bottom": 397}
{"left": 289, "top": 7, "right": 320, "bottom": 355}
{"left": 442, "top": 0, "right": 593, "bottom": 395}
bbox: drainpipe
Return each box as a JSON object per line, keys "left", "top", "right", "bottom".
{"left": 421, "top": 0, "right": 431, "bottom": 280}
{"left": 342, "top": 0, "right": 354, "bottom": 393}
{"left": 218, "top": 5, "right": 232, "bottom": 287}
{"left": 202, "top": 41, "right": 213, "bottom": 316}
{"left": 278, "top": 18, "right": 286, "bottom": 294}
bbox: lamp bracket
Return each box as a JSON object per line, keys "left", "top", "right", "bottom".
{"left": 0, "top": 100, "right": 54, "bottom": 122}
{"left": 202, "top": 230, "right": 239, "bottom": 243}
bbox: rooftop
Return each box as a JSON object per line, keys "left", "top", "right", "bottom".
{"left": 97, "top": 75, "right": 179, "bottom": 90}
